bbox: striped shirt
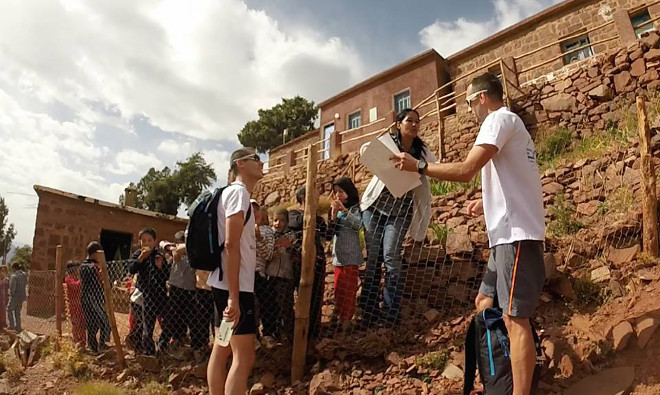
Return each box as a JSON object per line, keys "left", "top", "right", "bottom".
{"left": 256, "top": 225, "right": 275, "bottom": 275}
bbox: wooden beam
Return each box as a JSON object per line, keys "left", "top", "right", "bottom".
{"left": 637, "top": 96, "right": 659, "bottom": 257}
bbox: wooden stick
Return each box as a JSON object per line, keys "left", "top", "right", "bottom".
{"left": 98, "top": 253, "right": 126, "bottom": 369}
{"left": 500, "top": 58, "right": 512, "bottom": 108}
{"left": 291, "top": 144, "right": 318, "bottom": 383}
{"left": 55, "top": 245, "right": 63, "bottom": 342}
{"left": 637, "top": 97, "right": 659, "bottom": 257}
{"left": 519, "top": 35, "right": 618, "bottom": 74}
{"left": 435, "top": 92, "right": 445, "bottom": 161}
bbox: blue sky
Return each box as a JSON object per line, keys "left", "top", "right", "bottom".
{"left": 0, "top": 0, "right": 560, "bottom": 247}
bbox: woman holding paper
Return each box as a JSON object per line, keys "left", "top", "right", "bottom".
{"left": 358, "top": 108, "right": 437, "bottom": 328}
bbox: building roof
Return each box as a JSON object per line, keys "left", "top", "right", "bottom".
{"left": 34, "top": 185, "right": 188, "bottom": 223}
{"left": 447, "top": 0, "right": 593, "bottom": 62}
{"left": 318, "top": 49, "right": 443, "bottom": 108}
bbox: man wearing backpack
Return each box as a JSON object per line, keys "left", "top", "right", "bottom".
{"left": 206, "top": 147, "right": 263, "bottom": 395}
{"left": 392, "top": 73, "right": 545, "bottom": 395}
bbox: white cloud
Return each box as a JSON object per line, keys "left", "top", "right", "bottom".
{"left": 108, "top": 149, "right": 164, "bottom": 176}
{"left": 420, "top": 0, "right": 563, "bottom": 57}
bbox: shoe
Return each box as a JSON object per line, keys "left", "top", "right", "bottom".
{"left": 261, "top": 336, "right": 277, "bottom": 350}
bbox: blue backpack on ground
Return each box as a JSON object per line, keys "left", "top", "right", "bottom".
{"left": 463, "top": 308, "right": 544, "bottom": 395}
{"left": 186, "top": 184, "right": 251, "bottom": 281}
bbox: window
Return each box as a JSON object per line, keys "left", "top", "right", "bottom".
{"left": 561, "top": 35, "right": 593, "bottom": 65}
{"left": 631, "top": 9, "right": 654, "bottom": 39}
{"left": 394, "top": 90, "right": 411, "bottom": 114}
{"left": 369, "top": 107, "right": 378, "bottom": 123}
{"left": 323, "top": 123, "right": 334, "bottom": 160}
{"left": 348, "top": 111, "right": 361, "bottom": 130}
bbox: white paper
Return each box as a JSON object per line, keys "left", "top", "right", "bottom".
{"left": 359, "top": 134, "right": 421, "bottom": 198}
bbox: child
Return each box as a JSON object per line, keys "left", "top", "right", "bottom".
{"left": 253, "top": 202, "right": 274, "bottom": 346}
{"left": 79, "top": 242, "right": 111, "bottom": 352}
{"left": 0, "top": 266, "right": 8, "bottom": 329}
{"left": 64, "top": 262, "right": 86, "bottom": 347}
{"left": 128, "top": 228, "right": 170, "bottom": 355}
{"left": 329, "top": 177, "right": 363, "bottom": 331}
{"left": 261, "top": 209, "right": 295, "bottom": 347}
{"left": 7, "top": 262, "right": 27, "bottom": 332}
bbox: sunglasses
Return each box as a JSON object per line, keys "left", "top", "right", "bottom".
{"left": 234, "top": 153, "right": 262, "bottom": 163}
{"left": 465, "top": 89, "right": 487, "bottom": 106}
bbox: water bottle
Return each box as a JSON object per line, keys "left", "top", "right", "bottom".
{"left": 215, "top": 318, "right": 234, "bottom": 347}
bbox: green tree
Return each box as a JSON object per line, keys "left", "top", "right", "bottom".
{"left": 237, "top": 96, "right": 318, "bottom": 153}
{"left": 10, "top": 245, "right": 31, "bottom": 271}
{"left": 0, "top": 196, "right": 16, "bottom": 262}
{"left": 120, "top": 153, "right": 217, "bottom": 215}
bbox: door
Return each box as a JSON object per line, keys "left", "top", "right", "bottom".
{"left": 323, "top": 123, "right": 334, "bottom": 160}
{"left": 100, "top": 230, "right": 133, "bottom": 282}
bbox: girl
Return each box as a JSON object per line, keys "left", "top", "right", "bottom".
{"left": 329, "top": 177, "right": 363, "bottom": 331}
{"left": 359, "top": 108, "right": 437, "bottom": 327}
{"left": 261, "top": 209, "right": 294, "bottom": 347}
{"left": 64, "top": 262, "right": 86, "bottom": 347}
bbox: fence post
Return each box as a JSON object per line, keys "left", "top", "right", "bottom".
{"left": 98, "top": 253, "right": 126, "bottom": 369}
{"left": 435, "top": 91, "right": 445, "bottom": 161}
{"left": 636, "top": 96, "right": 659, "bottom": 257}
{"left": 291, "top": 144, "right": 318, "bottom": 383}
{"left": 500, "top": 58, "right": 513, "bottom": 109}
{"left": 55, "top": 245, "right": 63, "bottom": 347}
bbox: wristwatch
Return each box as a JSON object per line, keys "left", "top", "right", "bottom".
{"left": 417, "top": 159, "right": 428, "bottom": 174}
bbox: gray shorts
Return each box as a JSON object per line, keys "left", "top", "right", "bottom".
{"left": 478, "top": 240, "right": 545, "bottom": 318}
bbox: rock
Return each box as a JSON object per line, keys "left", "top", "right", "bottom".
{"left": 613, "top": 71, "right": 632, "bottom": 93}
{"left": 386, "top": 352, "right": 403, "bottom": 366}
{"left": 563, "top": 366, "right": 635, "bottom": 395}
{"left": 644, "top": 48, "right": 660, "bottom": 62}
{"left": 588, "top": 85, "right": 613, "bottom": 101}
{"left": 423, "top": 309, "right": 441, "bottom": 323}
{"left": 168, "top": 372, "right": 185, "bottom": 389}
{"left": 192, "top": 362, "right": 208, "bottom": 379}
{"left": 559, "top": 354, "right": 574, "bottom": 377}
{"left": 541, "top": 94, "right": 577, "bottom": 112}
{"left": 309, "top": 370, "right": 341, "bottom": 395}
{"left": 630, "top": 58, "right": 646, "bottom": 77}
{"left": 550, "top": 277, "right": 576, "bottom": 300}
{"left": 635, "top": 316, "right": 660, "bottom": 348}
{"left": 136, "top": 355, "right": 161, "bottom": 372}
{"left": 649, "top": 80, "right": 660, "bottom": 91}
{"left": 590, "top": 266, "right": 611, "bottom": 284}
{"left": 264, "top": 191, "right": 280, "bottom": 206}
{"left": 446, "top": 225, "right": 472, "bottom": 255}
{"left": 543, "top": 338, "right": 557, "bottom": 363}
{"left": 542, "top": 182, "right": 564, "bottom": 195}
{"left": 544, "top": 253, "right": 560, "bottom": 280}
{"left": 249, "top": 383, "right": 266, "bottom": 395}
{"left": 116, "top": 370, "right": 128, "bottom": 382}
{"left": 638, "top": 269, "right": 660, "bottom": 281}
{"left": 577, "top": 200, "right": 600, "bottom": 216}
{"left": 261, "top": 372, "right": 276, "bottom": 388}
{"left": 607, "top": 244, "right": 640, "bottom": 265}
{"left": 641, "top": 31, "right": 660, "bottom": 49}
{"left": 612, "top": 320, "right": 634, "bottom": 352}
{"left": 441, "top": 364, "right": 463, "bottom": 381}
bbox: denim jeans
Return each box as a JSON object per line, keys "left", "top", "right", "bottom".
{"left": 359, "top": 207, "right": 411, "bottom": 325}
{"left": 6, "top": 297, "right": 23, "bottom": 331}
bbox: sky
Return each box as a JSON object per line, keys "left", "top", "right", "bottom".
{"left": 0, "top": 0, "right": 562, "bottom": 248}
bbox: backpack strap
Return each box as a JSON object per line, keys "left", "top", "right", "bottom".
{"left": 463, "top": 317, "right": 478, "bottom": 395}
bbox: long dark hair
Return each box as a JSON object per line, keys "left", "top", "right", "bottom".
{"left": 395, "top": 109, "right": 427, "bottom": 160}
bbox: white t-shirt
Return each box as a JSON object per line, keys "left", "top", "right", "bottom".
{"left": 474, "top": 107, "right": 545, "bottom": 247}
{"left": 206, "top": 182, "right": 257, "bottom": 293}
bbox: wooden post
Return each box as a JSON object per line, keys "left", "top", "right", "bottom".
{"left": 98, "top": 253, "right": 126, "bottom": 369}
{"left": 500, "top": 58, "right": 512, "bottom": 109}
{"left": 291, "top": 144, "right": 318, "bottom": 383}
{"left": 55, "top": 245, "right": 63, "bottom": 341}
{"left": 637, "top": 97, "right": 659, "bottom": 257}
{"left": 435, "top": 91, "right": 445, "bottom": 161}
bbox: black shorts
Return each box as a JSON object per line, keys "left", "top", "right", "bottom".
{"left": 478, "top": 240, "right": 545, "bottom": 318}
{"left": 211, "top": 288, "right": 257, "bottom": 336}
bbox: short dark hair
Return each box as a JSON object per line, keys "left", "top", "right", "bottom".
{"left": 296, "top": 187, "right": 306, "bottom": 204}
{"left": 11, "top": 262, "right": 22, "bottom": 271}
{"left": 230, "top": 147, "right": 257, "bottom": 173}
{"left": 86, "top": 241, "right": 104, "bottom": 257}
{"left": 275, "top": 208, "right": 289, "bottom": 222}
{"left": 174, "top": 231, "right": 185, "bottom": 243}
{"left": 139, "top": 228, "right": 157, "bottom": 239}
{"left": 469, "top": 72, "right": 504, "bottom": 101}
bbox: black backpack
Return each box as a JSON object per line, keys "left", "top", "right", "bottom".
{"left": 186, "top": 184, "right": 252, "bottom": 281}
{"left": 463, "top": 308, "right": 543, "bottom": 395}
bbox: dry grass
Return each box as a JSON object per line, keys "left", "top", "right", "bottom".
{"left": 51, "top": 339, "right": 91, "bottom": 378}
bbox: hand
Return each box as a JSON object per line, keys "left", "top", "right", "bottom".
{"left": 390, "top": 152, "right": 418, "bottom": 172}
{"left": 467, "top": 199, "right": 484, "bottom": 217}
{"left": 224, "top": 297, "right": 241, "bottom": 328}
{"left": 330, "top": 200, "right": 342, "bottom": 219}
{"left": 255, "top": 224, "right": 262, "bottom": 240}
{"left": 138, "top": 247, "right": 151, "bottom": 261}
{"left": 274, "top": 236, "right": 293, "bottom": 249}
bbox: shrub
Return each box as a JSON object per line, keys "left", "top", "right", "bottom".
{"left": 140, "top": 381, "right": 170, "bottom": 395}
{"left": 0, "top": 351, "right": 24, "bottom": 381}
{"left": 51, "top": 339, "right": 90, "bottom": 378}
{"left": 547, "top": 193, "right": 582, "bottom": 236}
{"left": 73, "top": 382, "right": 123, "bottom": 395}
{"left": 428, "top": 224, "right": 450, "bottom": 245}
{"left": 429, "top": 176, "right": 481, "bottom": 196}
{"left": 415, "top": 350, "right": 450, "bottom": 371}
{"left": 536, "top": 128, "right": 573, "bottom": 166}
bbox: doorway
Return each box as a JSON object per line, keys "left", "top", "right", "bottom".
{"left": 100, "top": 230, "right": 133, "bottom": 262}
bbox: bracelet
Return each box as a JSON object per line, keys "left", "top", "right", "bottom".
{"left": 337, "top": 211, "right": 347, "bottom": 219}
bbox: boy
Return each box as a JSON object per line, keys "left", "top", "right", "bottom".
{"left": 6, "top": 262, "right": 27, "bottom": 332}
{"left": 79, "top": 242, "right": 111, "bottom": 353}
{"left": 128, "top": 228, "right": 170, "bottom": 355}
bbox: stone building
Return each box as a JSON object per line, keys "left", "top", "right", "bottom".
{"left": 266, "top": 0, "right": 660, "bottom": 173}
{"left": 28, "top": 185, "right": 187, "bottom": 316}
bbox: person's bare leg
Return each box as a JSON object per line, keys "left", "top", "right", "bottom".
{"left": 225, "top": 334, "right": 255, "bottom": 395}
{"left": 503, "top": 314, "right": 535, "bottom": 395}
{"left": 474, "top": 292, "right": 494, "bottom": 311}
{"left": 207, "top": 343, "right": 232, "bottom": 395}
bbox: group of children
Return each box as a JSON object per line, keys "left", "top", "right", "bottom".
{"left": 0, "top": 263, "right": 28, "bottom": 332}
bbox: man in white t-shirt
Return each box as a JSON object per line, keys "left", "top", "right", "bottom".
{"left": 206, "top": 147, "right": 264, "bottom": 395}
{"left": 393, "top": 73, "right": 545, "bottom": 395}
